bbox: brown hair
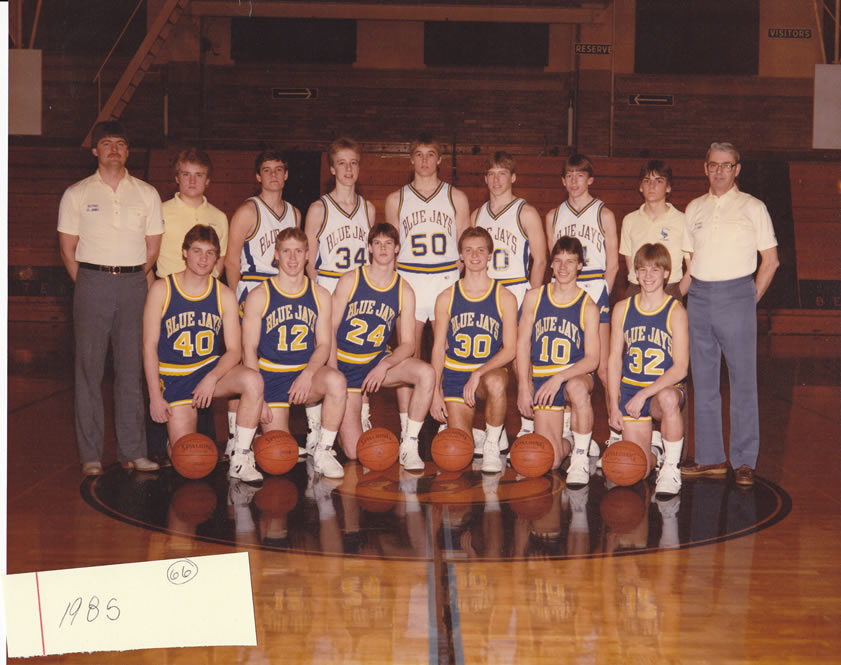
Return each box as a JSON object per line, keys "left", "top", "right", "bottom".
{"left": 328, "top": 137, "right": 361, "bottom": 166}
{"left": 182, "top": 224, "right": 220, "bottom": 254}
{"left": 633, "top": 243, "right": 672, "bottom": 274}
{"left": 458, "top": 226, "right": 493, "bottom": 253}
{"left": 368, "top": 222, "right": 400, "bottom": 247}
{"left": 173, "top": 147, "right": 213, "bottom": 178}
{"left": 274, "top": 227, "right": 308, "bottom": 251}
{"left": 550, "top": 236, "right": 584, "bottom": 264}
{"left": 563, "top": 153, "right": 594, "bottom": 179}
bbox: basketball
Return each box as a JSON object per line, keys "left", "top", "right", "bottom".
{"left": 601, "top": 440, "right": 649, "bottom": 486}
{"left": 430, "top": 428, "right": 473, "bottom": 472}
{"left": 255, "top": 476, "right": 298, "bottom": 516}
{"left": 356, "top": 427, "right": 400, "bottom": 471}
{"left": 171, "top": 481, "right": 217, "bottom": 524}
{"left": 600, "top": 486, "right": 646, "bottom": 534}
{"left": 254, "top": 430, "right": 300, "bottom": 475}
{"left": 357, "top": 468, "right": 397, "bottom": 513}
{"left": 171, "top": 433, "right": 218, "bottom": 479}
{"left": 510, "top": 433, "right": 554, "bottom": 478}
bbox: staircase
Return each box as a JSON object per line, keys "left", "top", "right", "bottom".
{"left": 82, "top": 0, "right": 190, "bottom": 147}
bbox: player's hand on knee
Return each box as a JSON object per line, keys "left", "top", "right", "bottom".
{"left": 260, "top": 404, "right": 273, "bottom": 424}
{"left": 150, "top": 396, "right": 172, "bottom": 423}
{"left": 517, "top": 389, "right": 534, "bottom": 418}
{"left": 361, "top": 364, "right": 387, "bottom": 394}
{"left": 463, "top": 372, "right": 481, "bottom": 408}
{"left": 431, "top": 392, "right": 448, "bottom": 423}
{"left": 626, "top": 393, "right": 646, "bottom": 419}
{"left": 191, "top": 375, "right": 217, "bottom": 409}
{"left": 289, "top": 371, "right": 313, "bottom": 404}
{"left": 608, "top": 407, "right": 624, "bottom": 432}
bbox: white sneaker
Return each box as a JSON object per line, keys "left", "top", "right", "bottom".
{"left": 562, "top": 409, "right": 571, "bottom": 439}
{"left": 651, "top": 431, "right": 664, "bottom": 471}
{"left": 224, "top": 436, "right": 236, "bottom": 462}
{"left": 565, "top": 453, "right": 590, "bottom": 486}
{"left": 298, "top": 446, "right": 307, "bottom": 457}
{"left": 498, "top": 430, "right": 510, "bottom": 454}
{"left": 472, "top": 427, "right": 486, "bottom": 455}
{"left": 228, "top": 451, "right": 264, "bottom": 485}
{"left": 361, "top": 414, "right": 372, "bottom": 433}
{"left": 313, "top": 446, "right": 344, "bottom": 479}
{"left": 399, "top": 437, "right": 425, "bottom": 471}
{"left": 399, "top": 467, "right": 420, "bottom": 495}
{"left": 655, "top": 463, "right": 682, "bottom": 496}
{"left": 588, "top": 438, "right": 600, "bottom": 456}
{"left": 481, "top": 438, "right": 502, "bottom": 473}
{"left": 305, "top": 425, "right": 321, "bottom": 456}
{"left": 656, "top": 493, "right": 681, "bottom": 518}
{"left": 227, "top": 479, "right": 259, "bottom": 506}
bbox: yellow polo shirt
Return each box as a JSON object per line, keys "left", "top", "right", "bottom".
{"left": 619, "top": 202, "right": 687, "bottom": 284}
{"left": 157, "top": 193, "right": 228, "bottom": 277}
{"left": 683, "top": 186, "right": 777, "bottom": 281}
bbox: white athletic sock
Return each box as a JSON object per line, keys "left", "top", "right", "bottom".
{"left": 563, "top": 409, "right": 572, "bottom": 438}
{"left": 319, "top": 429, "right": 338, "bottom": 450}
{"left": 234, "top": 426, "right": 257, "bottom": 453}
{"left": 399, "top": 412, "right": 408, "bottom": 439}
{"left": 485, "top": 425, "right": 503, "bottom": 449}
{"left": 663, "top": 438, "right": 683, "bottom": 466}
{"left": 361, "top": 401, "right": 371, "bottom": 422}
{"left": 306, "top": 404, "right": 322, "bottom": 429}
{"left": 571, "top": 431, "right": 591, "bottom": 456}
{"left": 227, "top": 412, "right": 237, "bottom": 438}
{"left": 405, "top": 418, "right": 423, "bottom": 440}
{"left": 520, "top": 416, "right": 534, "bottom": 432}
{"left": 608, "top": 429, "right": 622, "bottom": 443}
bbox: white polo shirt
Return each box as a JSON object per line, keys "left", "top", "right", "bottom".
{"left": 683, "top": 186, "right": 777, "bottom": 282}
{"left": 58, "top": 170, "right": 164, "bottom": 266}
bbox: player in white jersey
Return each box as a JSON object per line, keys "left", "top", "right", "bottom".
{"left": 223, "top": 150, "right": 302, "bottom": 452}
{"left": 385, "top": 134, "right": 471, "bottom": 438}
{"left": 545, "top": 154, "right": 618, "bottom": 445}
{"left": 305, "top": 137, "right": 375, "bottom": 296}
{"left": 472, "top": 151, "right": 547, "bottom": 444}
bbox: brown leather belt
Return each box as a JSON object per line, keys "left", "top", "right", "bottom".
{"left": 79, "top": 262, "right": 144, "bottom": 274}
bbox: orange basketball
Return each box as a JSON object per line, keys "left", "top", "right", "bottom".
{"left": 255, "top": 476, "right": 298, "bottom": 516}
{"left": 600, "top": 486, "right": 646, "bottom": 533}
{"left": 171, "top": 481, "right": 217, "bottom": 524}
{"left": 171, "top": 433, "right": 218, "bottom": 479}
{"left": 601, "top": 440, "right": 649, "bottom": 486}
{"left": 510, "top": 433, "right": 554, "bottom": 478}
{"left": 430, "top": 428, "right": 473, "bottom": 472}
{"left": 356, "top": 427, "right": 400, "bottom": 471}
{"left": 254, "top": 430, "right": 300, "bottom": 475}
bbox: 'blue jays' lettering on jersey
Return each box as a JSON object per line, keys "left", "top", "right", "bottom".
{"left": 444, "top": 280, "right": 504, "bottom": 371}
{"left": 551, "top": 198, "right": 606, "bottom": 281}
{"left": 621, "top": 294, "right": 677, "bottom": 386}
{"left": 257, "top": 277, "right": 321, "bottom": 372}
{"left": 336, "top": 267, "right": 403, "bottom": 365}
{"left": 475, "top": 198, "right": 530, "bottom": 285}
{"left": 397, "top": 182, "right": 458, "bottom": 273}
{"left": 315, "top": 194, "right": 371, "bottom": 277}
{"left": 158, "top": 274, "right": 224, "bottom": 376}
{"left": 240, "top": 196, "right": 297, "bottom": 281}
{"left": 530, "top": 286, "right": 589, "bottom": 377}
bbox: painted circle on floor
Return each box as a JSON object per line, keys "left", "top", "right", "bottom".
{"left": 82, "top": 457, "right": 791, "bottom": 561}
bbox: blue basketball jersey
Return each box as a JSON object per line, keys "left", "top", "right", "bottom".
{"left": 158, "top": 274, "right": 224, "bottom": 377}
{"left": 257, "top": 277, "right": 321, "bottom": 372}
{"left": 444, "top": 280, "right": 504, "bottom": 372}
{"left": 620, "top": 294, "right": 678, "bottom": 387}
{"left": 336, "top": 267, "right": 403, "bottom": 365}
{"left": 530, "top": 286, "right": 590, "bottom": 378}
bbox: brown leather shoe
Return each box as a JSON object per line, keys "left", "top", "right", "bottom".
{"left": 734, "top": 465, "right": 755, "bottom": 487}
{"left": 680, "top": 461, "right": 729, "bottom": 478}
{"left": 81, "top": 462, "right": 103, "bottom": 476}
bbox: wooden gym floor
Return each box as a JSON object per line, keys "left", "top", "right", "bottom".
{"left": 6, "top": 322, "right": 841, "bottom": 664}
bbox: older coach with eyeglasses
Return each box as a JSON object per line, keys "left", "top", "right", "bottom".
{"left": 679, "top": 142, "right": 779, "bottom": 488}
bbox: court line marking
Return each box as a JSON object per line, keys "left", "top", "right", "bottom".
{"left": 442, "top": 507, "right": 465, "bottom": 665}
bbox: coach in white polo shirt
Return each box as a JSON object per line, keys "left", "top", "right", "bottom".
{"left": 680, "top": 142, "right": 779, "bottom": 488}
{"left": 58, "top": 121, "right": 164, "bottom": 476}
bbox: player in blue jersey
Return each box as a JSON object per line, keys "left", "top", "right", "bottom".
{"left": 607, "top": 243, "right": 688, "bottom": 496}
{"left": 516, "top": 236, "right": 600, "bottom": 485}
{"left": 143, "top": 225, "right": 265, "bottom": 484}
{"left": 241, "top": 228, "right": 348, "bottom": 479}
{"left": 331, "top": 223, "right": 436, "bottom": 469}
{"left": 430, "top": 227, "right": 518, "bottom": 473}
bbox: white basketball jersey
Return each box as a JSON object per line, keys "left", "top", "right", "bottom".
{"left": 551, "top": 198, "right": 607, "bottom": 282}
{"left": 396, "top": 182, "right": 458, "bottom": 274}
{"left": 475, "top": 198, "right": 530, "bottom": 286}
{"left": 239, "top": 196, "right": 297, "bottom": 279}
{"left": 314, "top": 194, "right": 371, "bottom": 278}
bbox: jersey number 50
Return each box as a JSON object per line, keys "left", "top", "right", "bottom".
{"left": 411, "top": 233, "right": 447, "bottom": 257}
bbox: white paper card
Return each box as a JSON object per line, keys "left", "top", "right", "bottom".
{"left": 3, "top": 553, "right": 256, "bottom": 657}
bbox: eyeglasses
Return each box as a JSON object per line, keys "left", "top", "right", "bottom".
{"left": 707, "top": 161, "right": 737, "bottom": 172}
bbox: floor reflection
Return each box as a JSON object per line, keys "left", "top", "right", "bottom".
{"left": 83, "top": 456, "right": 789, "bottom": 562}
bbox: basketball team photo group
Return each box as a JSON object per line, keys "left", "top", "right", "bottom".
{"left": 60, "top": 123, "right": 778, "bottom": 499}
